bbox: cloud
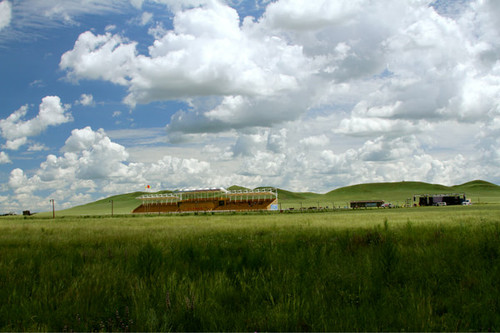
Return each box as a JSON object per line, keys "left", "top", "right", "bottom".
{"left": 240, "top": 151, "right": 286, "bottom": 176}
{"left": 60, "top": 32, "right": 138, "bottom": 85}
{"left": 335, "top": 116, "right": 420, "bottom": 138}
{"left": 13, "top": 1, "right": 135, "bottom": 26}
{"left": 3, "top": 125, "right": 272, "bottom": 212}
{"left": 61, "top": 2, "right": 308, "bottom": 104}
{"left": 0, "top": 0, "right": 146, "bottom": 45}
{"left": 166, "top": 93, "right": 311, "bottom": 138}
{"left": 130, "top": 0, "right": 145, "bottom": 9}
{"left": 0, "top": 96, "right": 72, "bottom": 150}
{"left": 140, "top": 11, "right": 153, "bottom": 25}
{"left": 5, "top": 0, "right": 499, "bottom": 214}
{"left": 299, "top": 134, "right": 330, "bottom": 147}
{"left": 38, "top": 1, "right": 132, "bottom": 22}
{"left": 75, "top": 136, "right": 130, "bottom": 180}
{"left": 146, "top": 0, "right": 216, "bottom": 12}
{"left": 313, "top": 138, "right": 474, "bottom": 189}
{"left": 232, "top": 130, "right": 267, "bottom": 157}
{"left": 57, "top": 0, "right": 500, "bottom": 141}
{"left": 29, "top": 80, "right": 45, "bottom": 88}
{"left": 0, "top": 0, "right": 11, "bottom": 31}
{"left": 6, "top": 127, "right": 129, "bottom": 197}
{"left": 262, "top": 0, "right": 365, "bottom": 30}
{"left": 267, "top": 128, "right": 288, "bottom": 153}
{"left": 0, "top": 151, "right": 11, "bottom": 164}
{"left": 76, "top": 94, "right": 95, "bottom": 106}
{"left": 27, "top": 143, "right": 49, "bottom": 152}
{"left": 2, "top": 119, "right": 498, "bottom": 214}
{"left": 60, "top": 127, "right": 131, "bottom": 180}
{"left": 8, "top": 168, "right": 40, "bottom": 194}
{"left": 359, "top": 136, "right": 422, "bottom": 162}
{"left": 3, "top": 138, "right": 28, "bottom": 150}
{"left": 7, "top": 126, "right": 217, "bottom": 198}
{"left": 60, "top": 1, "right": 316, "bottom": 134}
{"left": 62, "top": 126, "right": 106, "bottom": 153}
{"left": 145, "top": 155, "right": 210, "bottom": 177}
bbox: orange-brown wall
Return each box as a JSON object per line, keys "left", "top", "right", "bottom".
{"left": 132, "top": 198, "right": 277, "bottom": 213}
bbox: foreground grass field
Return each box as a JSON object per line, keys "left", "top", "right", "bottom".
{"left": 1, "top": 205, "right": 500, "bottom": 331}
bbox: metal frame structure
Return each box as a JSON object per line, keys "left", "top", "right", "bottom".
{"left": 133, "top": 187, "right": 278, "bottom": 213}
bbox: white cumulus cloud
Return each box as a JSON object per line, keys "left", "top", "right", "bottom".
{"left": 6, "top": 0, "right": 500, "bottom": 213}
{"left": 5, "top": 126, "right": 226, "bottom": 211}
{"left": 0, "top": 151, "right": 11, "bottom": 164}
{"left": 60, "top": 0, "right": 315, "bottom": 135}
{"left": 0, "top": 96, "right": 72, "bottom": 150}
{"left": 61, "top": 2, "right": 307, "bottom": 106}
{"left": 60, "top": 31, "right": 137, "bottom": 85}
{"left": 57, "top": 0, "right": 500, "bottom": 142}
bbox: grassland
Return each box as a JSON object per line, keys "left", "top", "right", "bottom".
{"left": 37, "top": 179, "right": 500, "bottom": 217}
{"left": 281, "top": 180, "right": 500, "bottom": 209}
{"left": 1, "top": 204, "right": 500, "bottom": 331}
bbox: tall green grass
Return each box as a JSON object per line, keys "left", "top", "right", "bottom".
{"left": 1, "top": 206, "right": 500, "bottom": 331}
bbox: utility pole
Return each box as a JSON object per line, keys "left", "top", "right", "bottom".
{"left": 109, "top": 200, "right": 114, "bottom": 217}
{"left": 49, "top": 199, "right": 55, "bottom": 219}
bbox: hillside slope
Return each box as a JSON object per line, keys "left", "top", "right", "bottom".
{"left": 322, "top": 181, "right": 452, "bottom": 206}
{"left": 452, "top": 180, "right": 499, "bottom": 192}
{"left": 48, "top": 180, "right": 500, "bottom": 216}
{"left": 451, "top": 180, "right": 500, "bottom": 204}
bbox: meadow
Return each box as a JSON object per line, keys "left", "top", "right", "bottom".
{"left": 42, "top": 179, "right": 500, "bottom": 217}
{"left": 1, "top": 204, "right": 500, "bottom": 331}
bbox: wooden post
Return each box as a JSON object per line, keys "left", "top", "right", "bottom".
{"left": 50, "top": 199, "right": 55, "bottom": 219}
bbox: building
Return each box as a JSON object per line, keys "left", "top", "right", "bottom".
{"left": 350, "top": 200, "right": 385, "bottom": 209}
{"left": 132, "top": 187, "right": 278, "bottom": 213}
{"left": 413, "top": 193, "right": 466, "bottom": 206}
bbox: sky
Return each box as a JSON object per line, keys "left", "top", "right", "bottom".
{"left": 0, "top": 0, "right": 499, "bottom": 213}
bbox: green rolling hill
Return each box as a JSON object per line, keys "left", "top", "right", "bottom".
{"left": 46, "top": 180, "right": 500, "bottom": 216}
{"left": 322, "top": 181, "right": 458, "bottom": 207}
{"left": 318, "top": 180, "right": 500, "bottom": 208}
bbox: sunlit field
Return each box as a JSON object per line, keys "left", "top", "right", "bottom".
{"left": 1, "top": 205, "right": 500, "bottom": 331}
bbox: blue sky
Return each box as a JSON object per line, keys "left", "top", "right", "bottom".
{"left": 0, "top": 0, "right": 499, "bottom": 213}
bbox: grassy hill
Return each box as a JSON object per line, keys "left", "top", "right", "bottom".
{"left": 48, "top": 180, "right": 500, "bottom": 216}
{"left": 55, "top": 192, "right": 146, "bottom": 216}
{"left": 275, "top": 189, "right": 322, "bottom": 202}
{"left": 318, "top": 180, "right": 500, "bottom": 208}
{"left": 322, "top": 181, "right": 457, "bottom": 208}
{"left": 451, "top": 180, "right": 500, "bottom": 204}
